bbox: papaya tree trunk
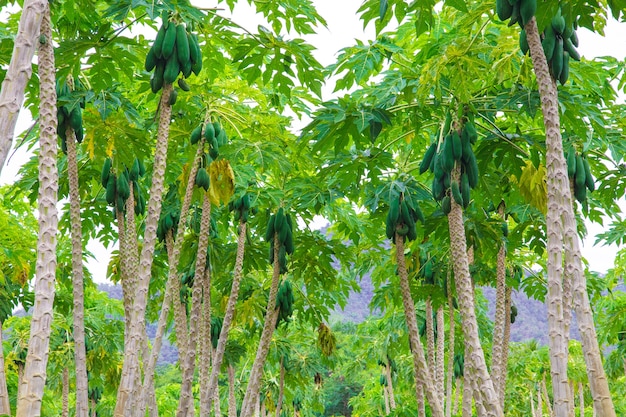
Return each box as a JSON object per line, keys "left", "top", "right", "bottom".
{"left": 115, "top": 82, "right": 175, "bottom": 417}
{"left": 395, "top": 235, "right": 444, "bottom": 417}
{"left": 453, "top": 377, "right": 461, "bottom": 416}
{"left": 199, "top": 264, "right": 212, "bottom": 415}
{"left": 15, "top": 7, "right": 58, "bottom": 416}
{"left": 275, "top": 357, "right": 285, "bottom": 417}
{"left": 65, "top": 100, "right": 89, "bottom": 417}
{"left": 447, "top": 168, "right": 502, "bottom": 417}
{"left": 385, "top": 361, "right": 396, "bottom": 410}
{"left": 491, "top": 207, "right": 507, "bottom": 409}
{"left": 445, "top": 276, "right": 455, "bottom": 417}
{"left": 524, "top": 17, "right": 615, "bottom": 417}
{"left": 206, "top": 220, "right": 248, "bottom": 409}
{"left": 461, "top": 349, "right": 472, "bottom": 417}
{"left": 530, "top": 388, "right": 536, "bottom": 417}
{"left": 178, "top": 196, "right": 213, "bottom": 417}
{"left": 383, "top": 385, "right": 390, "bottom": 415}
{"left": 426, "top": 298, "right": 435, "bottom": 380}
{"left": 499, "top": 286, "right": 512, "bottom": 404}
{"left": 417, "top": 385, "right": 425, "bottom": 417}
{"left": 436, "top": 305, "right": 445, "bottom": 403}
{"left": 214, "top": 386, "right": 222, "bottom": 417}
{"left": 0, "top": 320, "right": 10, "bottom": 415}
{"left": 239, "top": 233, "right": 282, "bottom": 416}
{"left": 579, "top": 382, "right": 584, "bottom": 417}
{"left": 227, "top": 364, "right": 237, "bottom": 417}
{"left": 0, "top": 0, "right": 48, "bottom": 174}
{"left": 537, "top": 384, "right": 543, "bottom": 417}
{"left": 136, "top": 138, "right": 204, "bottom": 417}
{"left": 62, "top": 367, "right": 69, "bottom": 417}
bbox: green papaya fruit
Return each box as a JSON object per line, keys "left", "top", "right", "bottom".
{"left": 129, "top": 158, "right": 140, "bottom": 182}
{"left": 163, "top": 52, "right": 180, "bottom": 84}
{"left": 542, "top": 28, "right": 556, "bottom": 61}
{"left": 388, "top": 196, "right": 400, "bottom": 225}
{"left": 168, "top": 88, "right": 178, "bottom": 105}
{"left": 153, "top": 25, "right": 167, "bottom": 58}
{"left": 178, "top": 78, "right": 190, "bottom": 92}
{"left": 265, "top": 215, "right": 276, "bottom": 242}
{"left": 161, "top": 23, "right": 177, "bottom": 59}
{"left": 442, "top": 135, "right": 455, "bottom": 173}
{"left": 519, "top": 0, "right": 536, "bottom": 26}
{"left": 465, "top": 151, "right": 479, "bottom": 189}
{"left": 190, "top": 33, "right": 202, "bottom": 75}
{"left": 559, "top": 51, "right": 570, "bottom": 85}
{"left": 551, "top": 37, "right": 564, "bottom": 80}
{"left": 442, "top": 195, "right": 452, "bottom": 215}
{"left": 175, "top": 24, "right": 190, "bottom": 68}
{"left": 145, "top": 46, "right": 158, "bottom": 72}
{"left": 117, "top": 173, "right": 131, "bottom": 200}
{"left": 151, "top": 60, "right": 165, "bottom": 93}
{"left": 420, "top": 143, "right": 437, "bottom": 174}
{"left": 101, "top": 158, "right": 112, "bottom": 188}
{"left": 566, "top": 147, "right": 577, "bottom": 178}
{"left": 551, "top": 14, "right": 566, "bottom": 35}
{"left": 451, "top": 181, "right": 463, "bottom": 206}
{"left": 105, "top": 175, "right": 116, "bottom": 205}
{"left": 451, "top": 131, "right": 462, "bottom": 161}
{"left": 582, "top": 157, "right": 595, "bottom": 192}
{"left": 496, "top": 0, "right": 513, "bottom": 21}
{"left": 563, "top": 37, "right": 580, "bottom": 61}
{"left": 574, "top": 155, "right": 586, "bottom": 189}
{"left": 191, "top": 124, "right": 202, "bottom": 145}
{"left": 460, "top": 173, "right": 470, "bottom": 208}
{"left": 519, "top": 29, "right": 529, "bottom": 55}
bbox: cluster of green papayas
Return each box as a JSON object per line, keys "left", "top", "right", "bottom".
{"left": 566, "top": 147, "right": 595, "bottom": 203}
{"left": 210, "top": 316, "right": 223, "bottom": 349}
{"left": 228, "top": 194, "right": 257, "bottom": 223}
{"left": 56, "top": 78, "right": 86, "bottom": 153}
{"left": 275, "top": 279, "right": 295, "bottom": 325}
{"left": 101, "top": 157, "right": 147, "bottom": 215}
{"left": 420, "top": 118, "right": 479, "bottom": 214}
{"left": 265, "top": 207, "right": 295, "bottom": 274}
{"left": 496, "top": 0, "right": 536, "bottom": 27}
{"left": 417, "top": 252, "right": 437, "bottom": 285}
{"left": 145, "top": 11, "right": 202, "bottom": 99}
{"left": 385, "top": 193, "right": 424, "bottom": 242}
{"left": 190, "top": 120, "right": 228, "bottom": 159}
{"left": 538, "top": 10, "right": 580, "bottom": 85}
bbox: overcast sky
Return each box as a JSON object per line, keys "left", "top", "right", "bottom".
{"left": 1, "top": 2, "right": 624, "bottom": 281}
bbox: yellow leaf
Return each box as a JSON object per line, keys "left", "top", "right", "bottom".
{"left": 208, "top": 159, "right": 235, "bottom": 206}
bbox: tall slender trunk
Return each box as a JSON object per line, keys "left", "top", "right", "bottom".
{"left": 275, "top": 357, "right": 285, "bottom": 417}
{"left": 0, "top": 0, "right": 47, "bottom": 174}
{"left": 227, "top": 364, "right": 237, "bottom": 417}
{"left": 537, "top": 384, "right": 543, "bottom": 417}
{"left": 0, "top": 320, "right": 10, "bottom": 416}
{"left": 417, "top": 385, "right": 425, "bottom": 417}
{"left": 384, "top": 361, "right": 396, "bottom": 410}
{"left": 462, "top": 378, "right": 472, "bottom": 417}
{"left": 447, "top": 168, "right": 501, "bottom": 417}
{"left": 395, "top": 235, "right": 444, "bottom": 417}
{"left": 239, "top": 233, "right": 282, "bottom": 416}
{"left": 115, "top": 82, "right": 174, "bottom": 416}
{"left": 499, "top": 286, "right": 512, "bottom": 405}
{"left": 177, "top": 196, "right": 212, "bottom": 416}
{"left": 15, "top": 7, "right": 58, "bottom": 415}
{"left": 199, "top": 264, "right": 212, "bottom": 415}
{"left": 530, "top": 388, "right": 536, "bottom": 417}
{"left": 436, "top": 306, "right": 445, "bottom": 403}
{"left": 453, "top": 377, "right": 461, "bottom": 416}
{"left": 207, "top": 221, "right": 248, "bottom": 409}
{"left": 524, "top": 17, "right": 615, "bottom": 417}
{"left": 579, "top": 382, "right": 584, "bottom": 417}
{"left": 62, "top": 367, "right": 69, "bottom": 417}
{"left": 445, "top": 276, "right": 455, "bottom": 417}
{"left": 491, "top": 207, "right": 507, "bottom": 409}
{"left": 426, "top": 298, "right": 435, "bottom": 380}
{"left": 214, "top": 387, "right": 222, "bottom": 417}
{"left": 65, "top": 94, "right": 89, "bottom": 417}
{"left": 383, "top": 385, "right": 390, "bottom": 415}
{"left": 136, "top": 137, "right": 204, "bottom": 417}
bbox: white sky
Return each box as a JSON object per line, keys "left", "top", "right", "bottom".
{"left": 1, "top": 2, "right": 625, "bottom": 281}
